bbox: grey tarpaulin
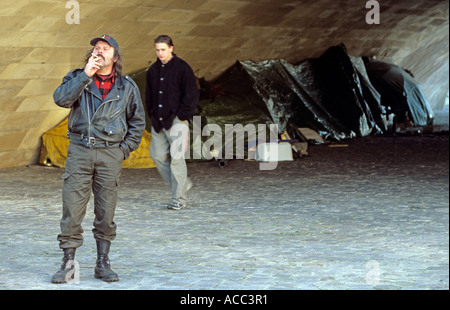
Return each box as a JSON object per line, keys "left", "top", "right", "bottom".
{"left": 363, "top": 58, "right": 434, "bottom": 126}
{"left": 201, "top": 43, "right": 386, "bottom": 142}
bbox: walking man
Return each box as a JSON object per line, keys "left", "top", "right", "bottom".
{"left": 52, "top": 34, "right": 145, "bottom": 283}
{"left": 145, "top": 35, "right": 199, "bottom": 210}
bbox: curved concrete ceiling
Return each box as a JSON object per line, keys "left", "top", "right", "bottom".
{"left": 0, "top": 0, "right": 448, "bottom": 168}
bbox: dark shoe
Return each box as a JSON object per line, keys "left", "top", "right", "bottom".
{"left": 94, "top": 240, "right": 119, "bottom": 282}
{"left": 51, "top": 248, "right": 76, "bottom": 284}
{"left": 167, "top": 200, "right": 186, "bottom": 210}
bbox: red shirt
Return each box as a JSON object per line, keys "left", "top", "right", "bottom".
{"left": 94, "top": 70, "right": 115, "bottom": 100}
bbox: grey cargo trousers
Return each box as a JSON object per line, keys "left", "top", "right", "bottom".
{"left": 57, "top": 142, "right": 124, "bottom": 249}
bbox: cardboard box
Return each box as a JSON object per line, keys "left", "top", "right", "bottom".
{"left": 296, "top": 127, "right": 323, "bottom": 143}
{"left": 255, "top": 141, "right": 293, "bottom": 162}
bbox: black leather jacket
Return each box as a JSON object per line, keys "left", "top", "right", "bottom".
{"left": 53, "top": 68, "right": 146, "bottom": 159}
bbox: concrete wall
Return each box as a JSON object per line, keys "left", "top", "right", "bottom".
{"left": 0, "top": 0, "right": 448, "bottom": 168}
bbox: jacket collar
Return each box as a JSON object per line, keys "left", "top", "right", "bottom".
{"left": 155, "top": 53, "right": 177, "bottom": 68}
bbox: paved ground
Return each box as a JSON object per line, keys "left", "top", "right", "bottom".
{"left": 0, "top": 133, "right": 448, "bottom": 291}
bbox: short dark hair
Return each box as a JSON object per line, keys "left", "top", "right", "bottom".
{"left": 154, "top": 35, "right": 174, "bottom": 47}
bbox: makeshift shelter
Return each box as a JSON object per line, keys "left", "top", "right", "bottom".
{"left": 363, "top": 58, "right": 434, "bottom": 126}
{"left": 200, "top": 43, "right": 387, "bottom": 143}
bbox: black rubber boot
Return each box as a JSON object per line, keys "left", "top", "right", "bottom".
{"left": 94, "top": 240, "right": 119, "bottom": 282}
{"left": 51, "top": 248, "right": 76, "bottom": 284}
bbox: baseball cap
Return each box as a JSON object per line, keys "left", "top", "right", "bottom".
{"left": 90, "top": 34, "right": 119, "bottom": 52}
